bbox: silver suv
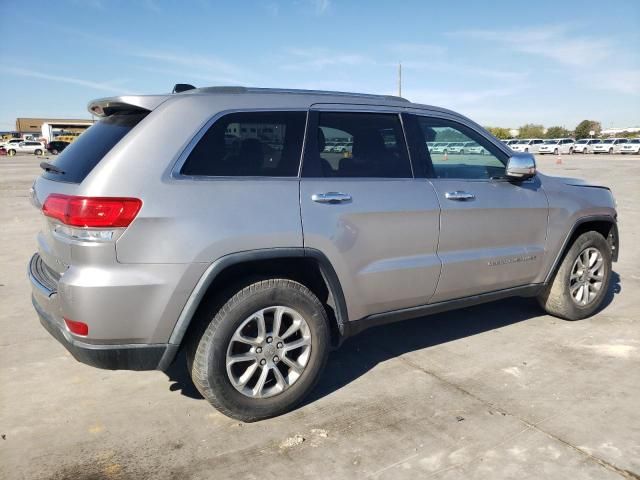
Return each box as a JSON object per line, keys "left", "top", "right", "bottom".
{"left": 29, "top": 86, "right": 619, "bottom": 421}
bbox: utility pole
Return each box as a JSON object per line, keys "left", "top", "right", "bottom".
{"left": 398, "top": 62, "right": 402, "bottom": 97}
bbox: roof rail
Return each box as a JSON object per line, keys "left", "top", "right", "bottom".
{"left": 187, "top": 86, "right": 410, "bottom": 103}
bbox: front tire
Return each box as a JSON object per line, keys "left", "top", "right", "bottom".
{"left": 188, "top": 279, "right": 330, "bottom": 422}
{"left": 537, "top": 231, "right": 612, "bottom": 320}
{"left": 8, "top": 149, "right": 16, "bottom": 156}
{"left": 609, "top": 148, "right": 613, "bottom": 154}
{"left": 34, "top": 149, "right": 43, "bottom": 156}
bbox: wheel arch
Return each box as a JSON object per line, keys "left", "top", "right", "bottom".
{"left": 545, "top": 215, "right": 618, "bottom": 284}
{"left": 157, "top": 248, "right": 348, "bottom": 370}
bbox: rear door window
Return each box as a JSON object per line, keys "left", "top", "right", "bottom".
{"left": 180, "top": 111, "right": 306, "bottom": 177}
{"left": 302, "top": 111, "right": 412, "bottom": 178}
{"left": 42, "top": 112, "right": 148, "bottom": 183}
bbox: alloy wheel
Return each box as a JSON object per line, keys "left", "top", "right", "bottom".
{"left": 226, "top": 306, "right": 312, "bottom": 398}
{"left": 569, "top": 247, "right": 605, "bottom": 306}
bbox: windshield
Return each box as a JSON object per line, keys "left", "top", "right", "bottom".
{"left": 602, "top": 139, "right": 614, "bottom": 144}
{"left": 543, "top": 140, "right": 559, "bottom": 144}
{"left": 629, "top": 139, "right": 640, "bottom": 144}
{"left": 576, "top": 139, "right": 587, "bottom": 144}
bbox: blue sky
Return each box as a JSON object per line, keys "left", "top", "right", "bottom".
{"left": 1, "top": 0, "right": 639, "bottom": 130}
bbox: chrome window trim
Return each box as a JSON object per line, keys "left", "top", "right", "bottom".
{"left": 170, "top": 108, "right": 309, "bottom": 181}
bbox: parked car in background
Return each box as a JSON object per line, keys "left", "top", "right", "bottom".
{"left": 5, "top": 141, "right": 45, "bottom": 156}
{"left": 573, "top": 139, "right": 601, "bottom": 154}
{"left": 538, "top": 138, "right": 575, "bottom": 155}
{"left": 46, "top": 141, "right": 70, "bottom": 155}
{"left": 446, "top": 142, "right": 467, "bottom": 154}
{"left": 323, "top": 142, "right": 338, "bottom": 152}
{"left": 620, "top": 139, "right": 640, "bottom": 154}
{"left": 466, "top": 142, "right": 488, "bottom": 154}
{"left": 592, "top": 138, "right": 628, "bottom": 154}
{"left": 505, "top": 139, "right": 520, "bottom": 146}
{"left": 430, "top": 142, "right": 450, "bottom": 153}
{"left": 0, "top": 138, "right": 23, "bottom": 149}
{"left": 511, "top": 139, "right": 544, "bottom": 153}
{"left": 334, "top": 142, "right": 353, "bottom": 153}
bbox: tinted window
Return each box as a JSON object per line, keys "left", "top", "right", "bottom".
{"left": 306, "top": 112, "right": 412, "bottom": 178}
{"left": 42, "top": 113, "right": 147, "bottom": 183}
{"left": 181, "top": 111, "right": 306, "bottom": 177}
{"left": 412, "top": 116, "right": 507, "bottom": 179}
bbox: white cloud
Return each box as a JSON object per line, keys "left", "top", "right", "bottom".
{"left": 586, "top": 69, "right": 640, "bottom": 95}
{"left": 5, "top": 67, "right": 122, "bottom": 93}
{"left": 264, "top": 1, "right": 279, "bottom": 16}
{"left": 131, "top": 50, "right": 250, "bottom": 84}
{"left": 281, "top": 47, "right": 373, "bottom": 70}
{"left": 451, "top": 25, "right": 614, "bottom": 67}
{"left": 404, "top": 85, "right": 525, "bottom": 108}
{"left": 387, "top": 42, "right": 447, "bottom": 58}
{"left": 311, "top": 0, "right": 330, "bottom": 14}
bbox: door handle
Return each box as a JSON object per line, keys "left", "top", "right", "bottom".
{"left": 311, "top": 192, "right": 352, "bottom": 204}
{"left": 445, "top": 191, "right": 475, "bottom": 201}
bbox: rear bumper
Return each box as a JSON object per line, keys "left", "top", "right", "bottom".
{"left": 28, "top": 253, "right": 178, "bottom": 371}
{"left": 32, "top": 296, "right": 172, "bottom": 370}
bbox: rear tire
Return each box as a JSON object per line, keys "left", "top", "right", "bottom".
{"left": 8, "top": 149, "right": 15, "bottom": 156}
{"left": 187, "top": 279, "right": 330, "bottom": 422}
{"left": 34, "top": 149, "right": 43, "bottom": 156}
{"left": 609, "top": 148, "right": 613, "bottom": 154}
{"left": 554, "top": 148, "right": 559, "bottom": 155}
{"left": 537, "top": 231, "right": 612, "bottom": 320}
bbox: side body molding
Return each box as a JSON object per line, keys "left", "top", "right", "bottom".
{"left": 157, "top": 247, "right": 348, "bottom": 370}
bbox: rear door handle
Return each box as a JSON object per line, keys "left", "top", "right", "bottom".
{"left": 311, "top": 192, "right": 352, "bottom": 204}
{"left": 445, "top": 191, "right": 475, "bottom": 201}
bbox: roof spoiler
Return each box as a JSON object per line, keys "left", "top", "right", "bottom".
{"left": 87, "top": 95, "right": 170, "bottom": 117}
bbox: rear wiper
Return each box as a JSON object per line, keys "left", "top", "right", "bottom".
{"left": 39, "top": 161, "right": 65, "bottom": 175}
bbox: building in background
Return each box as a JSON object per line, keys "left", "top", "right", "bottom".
{"left": 15, "top": 118, "right": 95, "bottom": 142}
{"left": 601, "top": 126, "right": 640, "bottom": 136}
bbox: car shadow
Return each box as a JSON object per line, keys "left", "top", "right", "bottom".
{"left": 165, "top": 271, "right": 621, "bottom": 406}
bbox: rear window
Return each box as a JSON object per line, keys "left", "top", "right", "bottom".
{"left": 42, "top": 113, "right": 147, "bottom": 183}
{"left": 181, "top": 111, "right": 306, "bottom": 177}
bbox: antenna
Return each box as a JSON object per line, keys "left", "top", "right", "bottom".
{"left": 398, "top": 62, "right": 402, "bottom": 97}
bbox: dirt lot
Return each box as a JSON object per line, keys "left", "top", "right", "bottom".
{"left": 1, "top": 153, "right": 639, "bottom": 479}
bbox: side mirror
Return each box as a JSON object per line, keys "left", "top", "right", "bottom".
{"left": 506, "top": 153, "right": 536, "bottom": 180}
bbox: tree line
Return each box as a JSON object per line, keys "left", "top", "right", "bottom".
{"left": 484, "top": 120, "right": 632, "bottom": 140}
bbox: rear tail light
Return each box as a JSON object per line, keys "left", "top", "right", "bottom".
{"left": 43, "top": 194, "right": 142, "bottom": 228}
{"left": 64, "top": 318, "right": 89, "bottom": 336}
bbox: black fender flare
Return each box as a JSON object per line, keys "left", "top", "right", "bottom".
{"left": 544, "top": 214, "right": 618, "bottom": 285}
{"left": 157, "top": 247, "right": 348, "bottom": 370}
